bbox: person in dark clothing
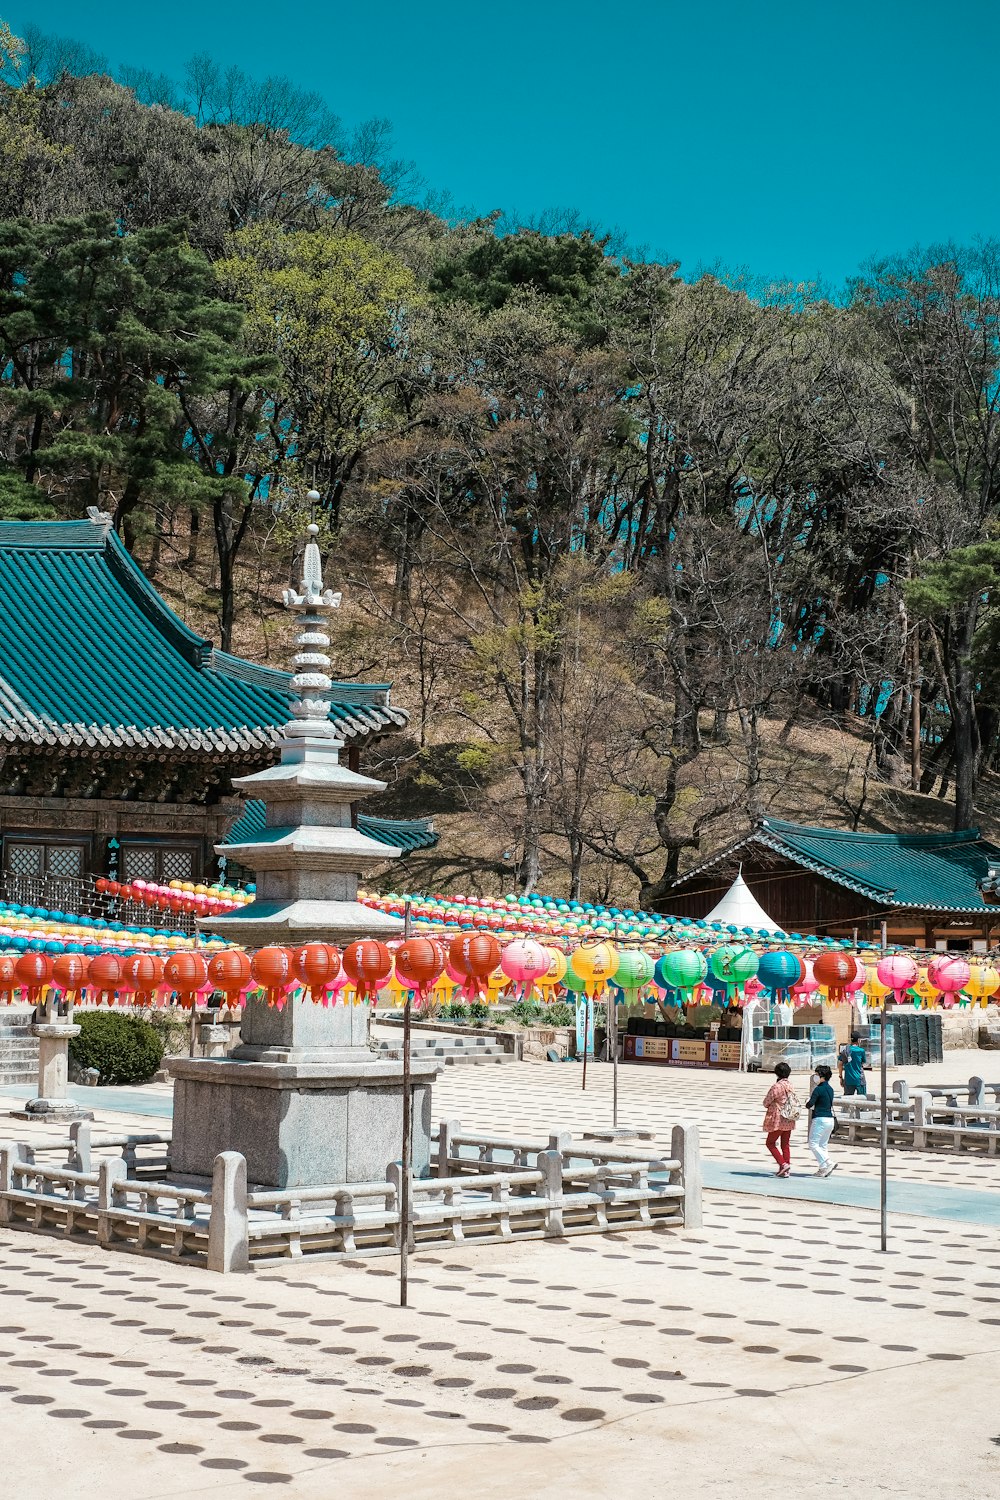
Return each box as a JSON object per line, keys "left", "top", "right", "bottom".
{"left": 839, "top": 1033, "right": 868, "bottom": 1096}
{"left": 806, "top": 1064, "right": 838, "bottom": 1176}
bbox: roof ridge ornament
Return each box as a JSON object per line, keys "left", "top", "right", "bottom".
{"left": 85, "top": 505, "right": 113, "bottom": 536}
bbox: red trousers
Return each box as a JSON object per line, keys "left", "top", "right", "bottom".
{"left": 766, "top": 1129, "right": 792, "bottom": 1167}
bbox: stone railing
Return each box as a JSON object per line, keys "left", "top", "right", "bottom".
{"left": 0, "top": 1120, "right": 702, "bottom": 1273}
{"left": 836, "top": 1092, "right": 1000, "bottom": 1155}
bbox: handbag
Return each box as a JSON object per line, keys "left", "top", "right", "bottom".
{"left": 778, "top": 1087, "right": 801, "bottom": 1123}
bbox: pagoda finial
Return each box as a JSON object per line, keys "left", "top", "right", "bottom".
{"left": 281, "top": 494, "right": 343, "bottom": 744}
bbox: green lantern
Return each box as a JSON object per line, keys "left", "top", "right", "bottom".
{"left": 660, "top": 948, "right": 708, "bottom": 1002}
{"left": 614, "top": 948, "right": 654, "bottom": 999}
{"left": 709, "top": 944, "right": 759, "bottom": 996}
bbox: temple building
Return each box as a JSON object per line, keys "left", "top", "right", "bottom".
{"left": 663, "top": 817, "right": 1000, "bottom": 951}
{"left": 0, "top": 513, "right": 434, "bottom": 896}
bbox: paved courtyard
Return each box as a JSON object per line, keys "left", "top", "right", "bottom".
{"left": 1, "top": 1046, "right": 999, "bottom": 1497}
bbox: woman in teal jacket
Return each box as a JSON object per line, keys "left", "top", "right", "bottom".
{"left": 839, "top": 1032, "right": 868, "bottom": 1096}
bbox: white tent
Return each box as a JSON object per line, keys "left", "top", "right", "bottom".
{"left": 702, "top": 868, "right": 782, "bottom": 933}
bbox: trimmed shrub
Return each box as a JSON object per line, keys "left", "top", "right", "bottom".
{"left": 468, "top": 1000, "right": 490, "bottom": 1024}
{"left": 441, "top": 1001, "right": 470, "bottom": 1024}
{"left": 69, "top": 1011, "right": 164, "bottom": 1086}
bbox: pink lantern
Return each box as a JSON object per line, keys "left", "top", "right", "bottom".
{"left": 876, "top": 953, "right": 919, "bottom": 1004}
{"left": 791, "top": 959, "right": 818, "bottom": 1004}
{"left": 842, "top": 955, "right": 867, "bottom": 993}
{"left": 743, "top": 975, "right": 764, "bottom": 999}
{"left": 928, "top": 954, "right": 970, "bottom": 1009}
{"left": 500, "top": 938, "right": 549, "bottom": 998}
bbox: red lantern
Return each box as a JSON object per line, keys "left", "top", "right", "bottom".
{"left": 52, "top": 954, "right": 89, "bottom": 1004}
{"left": 342, "top": 939, "right": 392, "bottom": 1001}
{"left": 251, "top": 946, "right": 293, "bottom": 1008}
{"left": 163, "top": 951, "right": 209, "bottom": 1009}
{"left": 122, "top": 953, "right": 165, "bottom": 1006}
{"left": 448, "top": 933, "right": 502, "bottom": 999}
{"left": 15, "top": 952, "right": 53, "bottom": 1005}
{"left": 394, "top": 937, "right": 446, "bottom": 1006}
{"left": 208, "top": 949, "right": 252, "bottom": 1008}
{"left": 813, "top": 951, "right": 860, "bottom": 1003}
{"left": 86, "top": 953, "right": 123, "bottom": 1005}
{"left": 0, "top": 953, "right": 17, "bottom": 1003}
{"left": 290, "top": 943, "right": 342, "bottom": 1005}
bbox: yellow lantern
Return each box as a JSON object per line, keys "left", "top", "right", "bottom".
{"left": 537, "top": 947, "right": 568, "bottom": 998}
{"left": 863, "top": 961, "right": 890, "bottom": 1001}
{"left": 570, "top": 941, "right": 619, "bottom": 994}
{"left": 911, "top": 969, "right": 937, "bottom": 1007}
{"left": 965, "top": 961, "right": 999, "bottom": 1006}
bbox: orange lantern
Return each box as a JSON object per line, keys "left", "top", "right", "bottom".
{"left": 251, "top": 946, "right": 293, "bottom": 1008}
{"left": 52, "top": 953, "right": 89, "bottom": 1005}
{"left": 342, "top": 939, "right": 392, "bottom": 1001}
{"left": 86, "top": 952, "right": 124, "bottom": 1005}
{"left": 122, "top": 953, "right": 165, "bottom": 1007}
{"left": 207, "top": 949, "right": 252, "bottom": 1008}
{"left": 290, "top": 942, "right": 342, "bottom": 1005}
{"left": 394, "top": 937, "right": 446, "bottom": 1006}
{"left": 0, "top": 953, "right": 19, "bottom": 1003}
{"left": 448, "top": 933, "right": 502, "bottom": 999}
{"left": 163, "top": 950, "right": 209, "bottom": 1009}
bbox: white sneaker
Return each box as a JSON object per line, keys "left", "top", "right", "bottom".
{"left": 821, "top": 1163, "right": 838, "bottom": 1177}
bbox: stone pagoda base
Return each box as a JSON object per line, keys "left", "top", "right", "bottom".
{"left": 167, "top": 995, "right": 438, "bottom": 1189}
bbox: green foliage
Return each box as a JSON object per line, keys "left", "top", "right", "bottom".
{"left": 508, "top": 998, "right": 543, "bottom": 1025}
{"left": 468, "top": 1000, "right": 491, "bottom": 1023}
{"left": 430, "top": 230, "right": 619, "bottom": 345}
{"left": 540, "top": 1002, "right": 575, "bottom": 1028}
{"left": 440, "top": 1001, "right": 470, "bottom": 1024}
{"left": 69, "top": 1012, "right": 164, "bottom": 1086}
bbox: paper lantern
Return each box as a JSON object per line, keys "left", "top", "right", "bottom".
{"left": 14, "top": 951, "right": 52, "bottom": 1005}
{"left": 614, "top": 948, "right": 654, "bottom": 998}
{"left": 813, "top": 950, "right": 860, "bottom": 1002}
{"left": 122, "top": 953, "right": 165, "bottom": 1006}
{"left": 569, "top": 942, "right": 619, "bottom": 998}
{"left": 164, "top": 950, "right": 209, "bottom": 1009}
{"left": 342, "top": 939, "right": 392, "bottom": 1001}
{"left": 537, "top": 947, "right": 568, "bottom": 997}
{"left": 500, "top": 938, "right": 550, "bottom": 998}
{"left": 862, "top": 961, "right": 890, "bottom": 1001}
{"left": 86, "top": 952, "right": 123, "bottom": 1005}
{"left": 0, "top": 953, "right": 17, "bottom": 1003}
{"left": 448, "top": 933, "right": 502, "bottom": 999}
{"left": 290, "top": 942, "right": 342, "bottom": 1005}
{"left": 207, "top": 949, "right": 252, "bottom": 1008}
{"left": 964, "top": 961, "right": 998, "bottom": 1004}
{"left": 757, "top": 950, "right": 803, "bottom": 997}
{"left": 927, "top": 954, "right": 970, "bottom": 1009}
{"left": 394, "top": 937, "right": 446, "bottom": 1004}
{"left": 250, "top": 946, "right": 293, "bottom": 1007}
{"left": 51, "top": 953, "right": 89, "bottom": 1004}
{"left": 876, "top": 953, "right": 918, "bottom": 1003}
{"left": 657, "top": 949, "right": 707, "bottom": 1000}
{"left": 710, "top": 944, "right": 759, "bottom": 995}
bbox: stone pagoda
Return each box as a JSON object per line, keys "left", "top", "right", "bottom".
{"left": 168, "top": 511, "right": 437, "bottom": 1189}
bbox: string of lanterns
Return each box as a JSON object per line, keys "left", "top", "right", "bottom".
{"left": 0, "top": 935, "right": 994, "bottom": 1010}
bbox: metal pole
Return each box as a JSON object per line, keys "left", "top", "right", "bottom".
{"left": 880, "top": 919, "right": 888, "bottom": 1253}
{"left": 581, "top": 993, "right": 590, "bottom": 1092}
{"left": 400, "top": 900, "right": 412, "bottom": 1307}
{"left": 612, "top": 927, "right": 619, "bottom": 1129}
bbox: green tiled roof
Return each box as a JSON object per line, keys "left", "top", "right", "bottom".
{"left": 674, "top": 817, "right": 1000, "bottom": 914}
{"left": 223, "top": 798, "right": 437, "bottom": 854}
{"left": 0, "top": 518, "right": 406, "bottom": 752}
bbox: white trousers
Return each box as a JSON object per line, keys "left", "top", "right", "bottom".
{"left": 808, "top": 1117, "right": 835, "bottom": 1168}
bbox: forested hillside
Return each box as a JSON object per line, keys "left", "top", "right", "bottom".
{"left": 3, "top": 20, "right": 1000, "bottom": 905}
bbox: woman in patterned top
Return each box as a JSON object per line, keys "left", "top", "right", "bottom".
{"left": 762, "top": 1060, "right": 798, "bottom": 1178}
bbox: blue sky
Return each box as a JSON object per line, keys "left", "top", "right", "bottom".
{"left": 8, "top": 0, "right": 999, "bottom": 287}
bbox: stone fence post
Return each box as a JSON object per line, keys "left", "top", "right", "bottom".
{"left": 437, "top": 1118, "right": 462, "bottom": 1179}
{"left": 912, "top": 1091, "right": 930, "bottom": 1151}
{"left": 0, "top": 1142, "right": 29, "bottom": 1226}
{"left": 69, "top": 1121, "right": 91, "bottom": 1174}
{"left": 207, "top": 1152, "right": 249, "bottom": 1274}
{"left": 537, "top": 1149, "right": 564, "bottom": 1237}
{"left": 893, "top": 1080, "right": 910, "bottom": 1105}
{"left": 969, "top": 1075, "right": 985, "bottom": 1107}
{"left": 671, "top": 1122, "right": 703, "bottom": 1229}
{"left": 97, "top": 1158, "right": 126, "bottom": 1247}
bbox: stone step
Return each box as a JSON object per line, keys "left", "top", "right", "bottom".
{"left": 0, "top": 1070, "right": 36, "bottom": 1085}
{"left": 378, "top": 1038, "right": 511, "bottom": 1066}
